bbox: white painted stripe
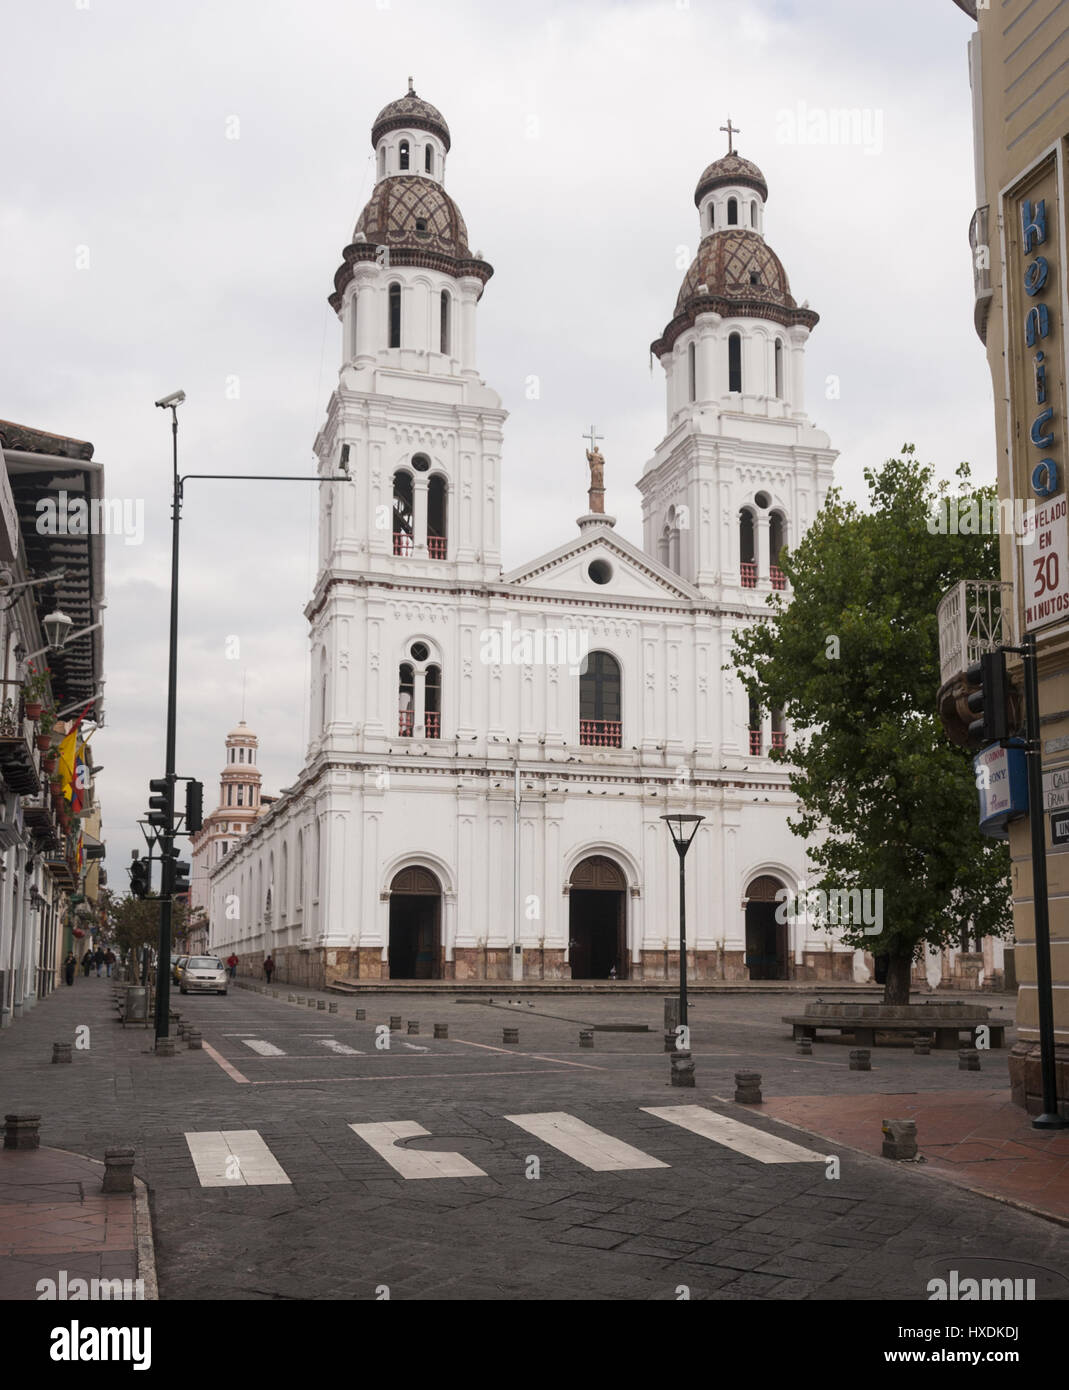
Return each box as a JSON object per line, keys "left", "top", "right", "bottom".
{"left": 504, "top": 1112, "right": 668, "bottom": 1172}
{"left": 642, "top": 1105, "right": 825, "bottom": 1164}
{"left": 400, "top": 1041, "right": 428, "bottom": 1053}
{"left": 184, "top": 1130, "right": 291, "bottom": 1187}
{"left": 242, "top": 1039, "right": 286, "bottom": 1056}
{"left": 317, "top": 1039, "right": 363, "bottom": 1056}
{"left": 348, "top": 1121, "right": 487, "bottom": 1179}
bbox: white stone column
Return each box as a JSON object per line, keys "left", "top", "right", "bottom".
{"left": 788, "top": 326, "right": 809, "bottom": 415}
{"left": 413, "top": 476, "right": 429, "bottom": 555}
{"left": 353, "top": 265, "right": 379, "bottom": 361}
{"left": 696, "top": 313, "right": 721, "bottom": 400}
{"left": 457, "top": 276, "right": 482, "bottom": 376}
{"left": 755, "top": 510, "right": 771, "bottom": 582}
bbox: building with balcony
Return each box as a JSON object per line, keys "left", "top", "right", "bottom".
{"left": 946, "top": 0, "right": 1069, "bottom": 1113}
{"left": 205, "top": 87, "right": 851, "bottom": 987}
{"left": 0, "top": 420, "right": 106, "bottom": 1024}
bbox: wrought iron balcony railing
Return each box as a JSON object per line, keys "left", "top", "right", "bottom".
{"left": 937, "top": 579, "right": 1013, "bottom": 687}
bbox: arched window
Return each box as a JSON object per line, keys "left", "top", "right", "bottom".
{"left": 687, "top": 341, "right": 696, "bottom": 402}
{"left": 239, "top": 748, "right": 244, "bottom": 763}
{"left": 771, "top": 708, "right": 786, "bottom": 751}
{"left": 313, "top": 820, "right": 321, "bottom": 903}
{"left": 658, "top": 525, "right": 671, "bottom": 566}
{"left": 280, "top": 841, "right": 288, "bottom": 921}
{"left": 579, "top": 651, "right": 622, "bottom": 748}
{"left": 350, "top": 289, "right": 358, "bottom": 359}
{"left": 440, "top": 289, "right": 451, "bottom": 354}
{"left": 751, "top": 200, "right": 758, "bottom": 227}
{"left": 398, "top": 662, "right": 415, "bottom": 736}
{"left": 392, "top": 470, "right": 414, "bottom": 555}
{"left": 226, "top": 783, "right": 233, "bottom": 807}
{"left": 708, "top": 203, "right": 715, "bottom": 232}
{"left": 739, "top": 508, "right": 756, "bottom": 588}
{"left": 248, "top": 746, "right": 254, "bottom": 764}
{"left": 319, "top": 646, "right": 328, "bottom": 732}
{"left": 728, "top": 332, "right": 742, "bottom": 393}
{"left": 399, "top": 140, "right": 409, "bottom": 170}
{"left": 237, "top": 785, "right": 244, "bottom": 806}
{"left": 770, "top": 512, "right": 787, "bottom": 590}
{"left": 424, "top": 664, "right": 441, "bottom": 739}
{"left": 428, "top": 474, "right": 447, "bottom": 558}
{"left": 774, "top": 338, "right": 784, "bottom": 398}
{"left": 727, "top": 197, "right": 738, "bottom": 226}
{"left": 748, "top": 696, "right": 762, "bottom": 756}
{"left": 388, "top": 282, "right": 401, "bottom": 348}
{"left": 425, "top": 144, "right": 433, "bottom": 174}
{"left": 295, "top": 830, "right": 304, "bottom": 911}
{"left": 377, "top": 145, "right": 385, "bottom": 179}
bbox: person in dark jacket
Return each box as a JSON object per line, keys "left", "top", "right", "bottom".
{"left": 263, "top": 955, "right": 274, "bottom": 984}
{"left": 64, "top": 953, "right": 76, "bottom": 986}
{"left": 81, "top": 951, "right": 93, "bottom": 978}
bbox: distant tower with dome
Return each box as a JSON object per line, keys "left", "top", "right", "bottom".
{"left": 187, "top": 721, "right": 276, "bottom": 952}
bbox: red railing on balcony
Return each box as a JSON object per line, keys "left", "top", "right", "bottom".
{"left": 749, "top": 730, "right": 762, "bottom": 756}
{"left": 427, "top": 536, "right": 447, "bottom": 559}
{"left": 770, "top": 565, "right": 786, "bottom": 591}
{"left": 771, "top": 731, "right": 786, "bottom": 750}
{"left": 424, "top": 711, "right": 440, "bottom": 739}
{"left": 393, "top": 532, "right": 414, "bottom": 557}
{"left": 741, "top": 561, "right": 757, "bottom": 589}
{"left": 398, "top": 710, "right": 413, "bottom": 737}
{"left": 580, "top": 719, "right": 622, "bottom": 748}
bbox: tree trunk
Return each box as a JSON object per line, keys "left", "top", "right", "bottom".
{"left": 883, "top": 952, "right": 913, "bottom": 1005}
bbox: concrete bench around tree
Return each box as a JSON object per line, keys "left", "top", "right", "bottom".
{"left": 782, "top": 1001, "right": 1006, "bottom": 1050}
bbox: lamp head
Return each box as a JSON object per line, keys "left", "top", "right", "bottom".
{"left": 661, "top": 812, "right": 705, "bottom": 855}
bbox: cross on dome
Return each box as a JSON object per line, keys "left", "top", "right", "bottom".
{"left": 720, "top": 117, "right": 739, "bottom": 155}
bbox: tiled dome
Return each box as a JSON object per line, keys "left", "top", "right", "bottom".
{"left": 371, "top": 89, "right": 451, "bottom": 152}
{"left": 694, "top": 153, "right": 768, "bottom": 206}
{"left": 676, "top": 229, "right": 793, "bottom": 313}
{"left": 353, "top": 176, "right": 470, "bottom": 258}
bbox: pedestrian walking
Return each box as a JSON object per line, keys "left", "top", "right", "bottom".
{"left": 81, "top": 951, "right": 92, "bottom": 978}
{"left": 105, "top": 948, "right": 116, "bottom": 978}
{"left": 226, "top": 952, "right": 238, "bottom": 980}
{"left": 263, "top": 954, "right": 274, "bottom": 984}
{"left": 64, "top": 952, "right": 76, "bottom": 986}
{"left": 94, "top": 947, "right": 105, "bottom": 977}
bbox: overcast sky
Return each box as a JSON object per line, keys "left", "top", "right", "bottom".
{"left": 1, "top": 0, "right": 987, "bottom": 883}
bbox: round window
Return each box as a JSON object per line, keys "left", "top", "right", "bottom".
{"left": 412, "top": 454, "right": 431, "bottom": 472}
{"left": 409, "top": 641, "right": 430, "bottom": 662}
{"left": 754, "top": 491, "right": 771, "bottom": 509}
{"left": 588, "top": 559, "right": 612, "bottom": 585}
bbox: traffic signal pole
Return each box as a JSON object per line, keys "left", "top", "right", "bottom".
{"left": 153, "top": 404, "right": 181, "bottom": 1042}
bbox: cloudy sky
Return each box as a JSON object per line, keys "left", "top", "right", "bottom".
{"left": 1, "top": 0, "right": 987, "bottom": 881}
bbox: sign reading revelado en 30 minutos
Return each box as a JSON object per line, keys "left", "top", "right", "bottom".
{"left": 1021, "top": 494, "right": 1069, "bottom": 630}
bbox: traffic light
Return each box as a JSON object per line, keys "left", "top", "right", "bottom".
{"left": 130, "top": 856, "right": 149, "bottom": 898}
{"left": 173, "top": 860, "right": 191, "bottom": 896}
{"left": 147, "top": 777, "right": 171, "bottom": 831}
{"left": 185, "top": 780, "right": 204, "bottom": 834}
{"left": 966, "top": 650, "right": 1012, "bottom": 747}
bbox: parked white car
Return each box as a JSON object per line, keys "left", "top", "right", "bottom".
{"left": 179, "top": 957, "right": 228, "bottom": 995}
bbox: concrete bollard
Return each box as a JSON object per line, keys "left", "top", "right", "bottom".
{"left": 434, "top": 1023, "right": 448, "bottom": 1039}
{"left": 796, "top": 1039, "right": 813, "bottom": 1056}
{"left": 959, "top": 1048, "right": 981, "bottom": 1072}
{"left": 670, "top": 1050, "right": 695, "bottom": 1087}
{"left": 355, "top": 1008, "right": 366, "bottom": 1021}
{"left": 317, "top": 1000, "right": 326, "bottom": 1011}
{"left": 307, "top": 999, "right": 316, "bottom": 1008}
{"left": 849, "top": 1049, "right": 871, "bottom": 1072}
{"left": 579, "top": 1029, "right": 594, "bottom": 1049}
{"left": 186, "top": 1029, "right": 202, "bottom": 1050}
{"left": 52, "top": 1042, "right": 72, "bottom": 1064}
{"left": 389, "top": 1015, "right": 402, "bottom": 1031}
{"left": 912, "top": 1036, "right": 930, "bottom": 1056}
{"left": 102, "top": 1148, "right": 135, "bottom": 1193}
{"left": 882, "top": 1119, "right": 918, "bottom": 1161}
{"left": 290, "top": 994, "right": 298, "bottom": 1003}
{"left": 155, "top": 1037, "right": 176, "bottom": 1057}
{"left": 176, "top": 1022, "right": 190, "bottom": 1040}
{"left": 4, "top": 1114, "right": 41, "bottom": 1150}
{"left": 407, "top": 1020, "right": 420, "bottom": 1035}
{"left": 272, "top": 990, "right": 279, "bottom": 998}
{"left": 734, "top": 1070, "right": 762, "bottom": 1104}
{"left": 503, "top": 1027, "right": 519, "bottom": 1045}
{"left": 663, "top": 1030, "right": 677, "bottom": 1054}
{"left": 328, "top": 1002, "right": 338, "bottom": 1014}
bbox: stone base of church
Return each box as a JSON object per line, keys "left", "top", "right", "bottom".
{"left": 449, "top": 948, "right": 514, "bottom": 981}
{"left": 1008, "top": 1040, "right": 1069, "bottom": 1118}
{"left": 796, "top": 951, "right": 856, "bottom": 982}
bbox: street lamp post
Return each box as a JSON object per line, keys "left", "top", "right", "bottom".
{"left": 152, "top": 392, "right": 351, "bottom": 1041}
{"left": 661, "top": 813, "right": 704, "bottom": 1086}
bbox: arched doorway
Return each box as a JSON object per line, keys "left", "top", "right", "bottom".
{"left": 568, "top": 856, "right": 627, "bottom": 980}
{"left": 745, "top": 875, "right": 788, "bottom": 980}
{"left": 388, "top": 866, "right": 442, "bottom": 979}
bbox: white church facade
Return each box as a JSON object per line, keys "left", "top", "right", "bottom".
{"left": 205, "top": 86, "right": 857, "bottom": 988}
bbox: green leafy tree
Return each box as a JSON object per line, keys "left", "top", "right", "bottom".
{"left": 731, "top": 447, "right": 1012, "bottom": 1003}
{"left": 101, "top": 888, "right": 189, "bottom": 972}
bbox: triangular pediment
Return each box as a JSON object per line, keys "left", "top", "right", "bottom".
{"left": 501, "top": 525, "right": 700, "bottom": 602}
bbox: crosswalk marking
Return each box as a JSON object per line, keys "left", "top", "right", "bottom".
{"left": 400, "top": 1041, "right": 428, "bottom": 1053}
{"left": 184, "top": 1130, "right": 292, "bottom": 1187}
{"left": 348, "top": 1121, "right": 487, "bottom": 1179}
{"left": 642, "top": 1105, "right": 825, "bottom": 1164}
{"left": 241, "top": 1039, "right": 286, "bottom": 1056}
{"left": 318, "top": 1039, "right": 363, "bottom": 1056}
{"left": 504, "top": 1112, "right": 669, "bottom": 1172}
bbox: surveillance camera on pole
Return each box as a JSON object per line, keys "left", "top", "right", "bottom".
{"left": 154, "top": 390, "right": 186, "bottom": 409}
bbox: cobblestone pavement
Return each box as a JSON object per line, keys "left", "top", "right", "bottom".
{"left": 1, "top": 977, "right": 1065, "bottom": 1301}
